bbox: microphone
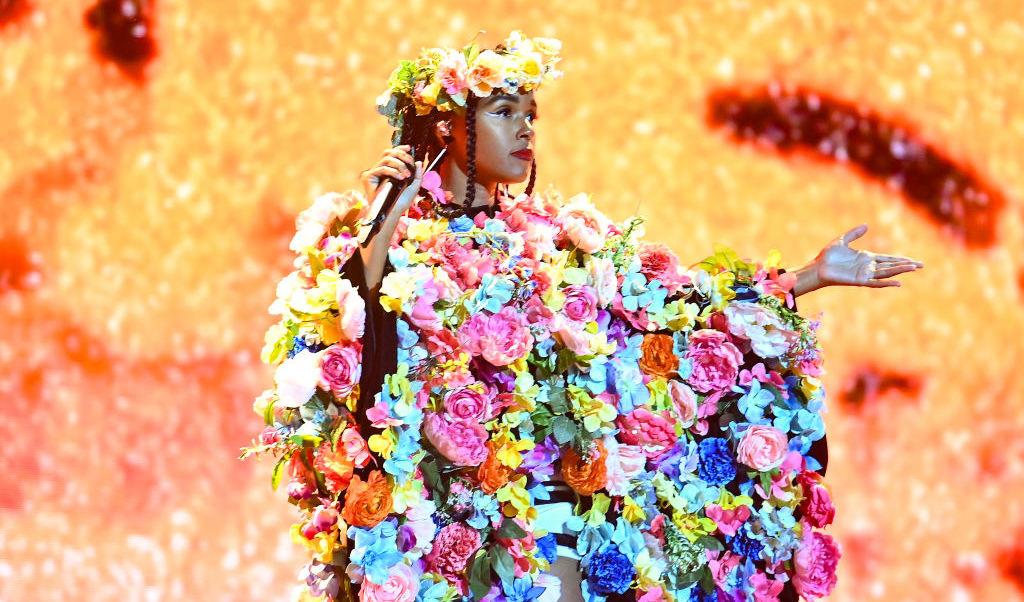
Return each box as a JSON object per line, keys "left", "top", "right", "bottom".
{"left": 358, "top": 147, "right": 447, "bottom": 245}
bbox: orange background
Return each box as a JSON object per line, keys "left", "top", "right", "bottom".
{"left": 2, "top": 1, "right": 1024, "bottom": 600}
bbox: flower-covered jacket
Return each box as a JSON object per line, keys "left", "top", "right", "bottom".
{"left": 244, "top": 186, "right": 838, "bottom": 602}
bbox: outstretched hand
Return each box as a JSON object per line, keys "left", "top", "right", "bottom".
{"left": 810, "top": 224, "right": 924, "bottom": 289}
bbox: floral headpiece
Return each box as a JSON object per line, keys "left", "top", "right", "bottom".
{"left": 375, "top": 30, "right": 564, "bottom": 144}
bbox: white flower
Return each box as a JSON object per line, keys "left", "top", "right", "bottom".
{"left": 273, "top": 349, "right": 322, "bottom": 408}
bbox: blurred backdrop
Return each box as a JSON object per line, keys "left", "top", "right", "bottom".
{"left": 2, "top": 0, "right": 1024, "bottom": 600}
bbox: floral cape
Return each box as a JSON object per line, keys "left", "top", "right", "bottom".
{"left": 242, "top": 185, "right": 840, "bottom": 602}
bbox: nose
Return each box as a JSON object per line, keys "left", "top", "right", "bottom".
{"left": 517, "top": 119, "right": 535, "bottom": 143}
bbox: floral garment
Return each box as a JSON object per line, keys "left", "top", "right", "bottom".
{"left": 244, "top": 186, "right": 839, "bottom": 602}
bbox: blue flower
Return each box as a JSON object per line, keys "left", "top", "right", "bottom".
{"left": 536, "top": 533, "right": 558, "bottom": 564}
{"left": 449, "top": 216, "right": 473, "bottom": 232}
{"left": 465, "top": 273, "right": 515, "bottom": 313}
{"left": 735, "top": 379, "right": 775, "bottom": 424}
{"left": 347, "top": 521, "right": 402, "bottom": 585}
{"left": 383, "top": 427, "right": 421, "bottom": 483}
{"left": 467, "top": 490, "right": 500, "bottom": 529}
{"left": 586, "top": 545, "right": 634, "bottom": 595}
{"left": 501, "top": 576, "right": 546, "bottom": 602}
{"left": 688, "top": 585, "right": 719, "bottom": 602}
{"left": 697, "top": 437, "right": 736, "bottom": 486}
{"left": 726, "top": 523, "right": 764, "bottom": 560}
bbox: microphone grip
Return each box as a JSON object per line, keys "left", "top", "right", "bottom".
{"left": 360, "top": 175, "right": 407, "bottom": 245}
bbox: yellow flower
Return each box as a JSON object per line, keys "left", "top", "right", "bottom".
{"left": 260, "top": 322, "right": 292, "bottom": 365}
{"left": 491, "top": 427, "right": 536, "bottom": 469}
{"left": 466, "top": 50, "right": 507, "bottom": 97}
{"left": 496, "top": 475, "right": 534, "bottom": 521}
{"left": 671, "top": 510, "right": 717, "bottom": 542}
{"left": 391, "top": 478, "right": 424, "bottom": 514}
{"left": 368, "top": 427, "right": 397, "bottom": 459}
{"left": 290, "top": 523, "right": 343, "bottom": 564}
{"left": 570, "top": 387, "right": 616, "bottom": 433}
{"left": 633, "top": 549, "right": 664, "bottom": 591}
{"left": 623, "top": 495, "right": 646, "bottom": 524}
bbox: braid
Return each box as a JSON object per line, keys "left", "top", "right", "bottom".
{"left": 525, "top": 157, "right": 537, "bottom": 196}
{"left": 464, "top": 96, "right": 478, "bottom": 212}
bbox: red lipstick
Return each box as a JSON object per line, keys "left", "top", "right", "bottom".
{"left": 511, "top": 149, "right": 533, "bottom": 161}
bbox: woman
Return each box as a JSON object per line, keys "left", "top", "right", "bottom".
{"left": 254, "top": 30, "right": 924, "bottom": 601}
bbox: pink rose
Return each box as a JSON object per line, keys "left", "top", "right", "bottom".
{"left": 443, "top": 386, "right": 491, "bottom": 422}
{"left": 684, "top": 329, "right": 743, "bottom": 393}
{"left": 637, "top": 243, "right": 691, "bottom": 293}
{"left": 359, "top": 562, "right": 419, "bottom": 602}
{"left": 615, "top": 408, "right": 676, "bottom": 459}
{"left": 425, "top": 522, "right": 482, "bottom": 589}
{"left": 562, "top": 284, "right": 598, "bottom": 323}
{"left": 318, "top": 342, "right": 363, "bottom": 399}
{"left": 335, "top": 278, "right": 366, "bottom": 342}
{"left": 558, "top": 194, "right": 610, "bottom": 253}
{"left": 458, "top": 307, "right": 533, "bottom": 366}
{"left": 797, "top": 472, "right": 836, "bottom": 528}
{"left": 793, "top": 529, "right": 841, "bottom": 600}
{"left": 667, "top": 380, "right": 698, "bottom": 427}
{"left": 724, "top": 301, "right": 799, "bottom": 358}
{"left": 736, "top": 425, "right": 789, "bottom": 471}
{"left": 750, "top": 570, "right": 785, "bottom": 602}
{"left": 342, "top": 427, "right": 372, "bottom": 468}
{"left": 422, "top": 412, "right": 488, "bottom": 466}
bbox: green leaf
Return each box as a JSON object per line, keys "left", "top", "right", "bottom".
{"left": 468, "top": 550, "right": 492, "bottom": 600}
{"left": 698, "top": 567, "right": 716, "bottom": 594}
{"left": 271, "top": 454, "right": 289, "bottom": 491}
{"left": 497, "top": 518, "right": 527, "bottom": 539}
{"left": 548, "top": 385, "right": 569, "bottom": 415}
{"left": 551, "top": 415, "right": 577, "bottom": 445}
{"left": 262, "top": 398, "right": 276, "bottom": 426}
{"left": 696, "top": 535, "right": 725, "bottom": 551}
{"left": 489, "top": 546, "right": 515, "bottom": 583}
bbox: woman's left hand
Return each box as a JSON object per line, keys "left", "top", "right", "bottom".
{"left": 805, "top": 224, "right": 924, "bottom": 292}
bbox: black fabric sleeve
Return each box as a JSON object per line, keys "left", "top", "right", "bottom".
{"left": 339, "top": 249, "right": 398, "bottom": 437}
{"left": 776, "top": 267, "right": 828, "bottom": 476}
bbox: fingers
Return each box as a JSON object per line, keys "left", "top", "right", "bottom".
{"left": 872, "top": 263, "right": 919, "bottom": 278}
{"left": 875, "top": 254, "right": 925, "bottom": 267}
{"left": 864, "top": 279, "right": 901, "bottom": 288}
{"left": 839, "top": 223, "right": 868, "bottom": 245}
{"left": 382, "top": 144, "right": 415, "bottom": 168}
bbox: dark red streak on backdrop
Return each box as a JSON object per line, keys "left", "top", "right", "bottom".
{"left": 707, "top": 83, "right": 1005, "bottom": 249}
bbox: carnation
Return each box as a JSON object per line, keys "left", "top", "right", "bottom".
{"left": 793, "top": 529, "right": 841, "bottom": 600}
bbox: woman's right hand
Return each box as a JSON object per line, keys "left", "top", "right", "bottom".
{"left": 357, "top": 145, "right": 424, "bottom": 290}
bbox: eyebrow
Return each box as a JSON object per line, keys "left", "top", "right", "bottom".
{"left": 706, "top": 84, "right": 1004, "bottom": 249}
{"left": 485, "top": 93, "right": 538, "bottom": 108}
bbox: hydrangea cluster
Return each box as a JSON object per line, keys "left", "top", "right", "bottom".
{"left": 242, "top": 182, "right": 840, "bottom": 601}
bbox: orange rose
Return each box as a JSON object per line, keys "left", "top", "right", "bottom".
{"left": 477, "top": 442, "right": 514, "bottom": 494}
{"left": 639, "top": 333, "right": 677, "bottom": 378}
{"left": 560, "top": 440, "right": 607, "bottom": 496}
{"left": 341, "top": 470, "right": 392, "bottom": 528}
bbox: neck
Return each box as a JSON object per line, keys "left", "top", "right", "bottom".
{"left": 440, "top": 158, "right": 499, "bottom": 209}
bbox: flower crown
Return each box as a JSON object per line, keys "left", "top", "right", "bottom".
{"left": 375, "top": 30, "right": 564, "bottom": 144}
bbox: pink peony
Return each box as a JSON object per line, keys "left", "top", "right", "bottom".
{"left": 615, "top": 408, "right": 677, "bottom": 459}
{"left": 684, "top": 329, "right": 743, "bottom": 393}
{"left": 359, "top": 562, "right": 419, "bottom": 602}
{"left": 458, "top": 307, "right": 533, "bottom": 366}
{"left": 335, "top": 278, "right": 366, "bottom": 342}
{"left": 724, "top": 301, "right": 799, "bottom": 359}
{"left": 425, "top": 522, "right": 482, "bottom": 588}
{"left": 637, "top": 243, "right": 691, "bottom": 293}
{"left": 552, "top": 315, "right": 591, "bottom": 356}
{"left": 667, "top": 380, "right": 698, "bottom": 427}
{"left": 562, "top": 284, "right": 599, "bottom": 323}
{"left": 422, "top": 412, "right": 488, "bottom": 466}
{"left": 443, "top": 385, "right": 491, "bottom": 422}
{"left": 736, "top": 425, "right": 789, "bottom": 471}
{"left": 793, "top": 529, "right": 841, "bottom": 600}
{"left": 318, "top": 342, "right": 363, "bottom": 399}
{"left": 797, "top": 472, "right": 836, "bottom": 528}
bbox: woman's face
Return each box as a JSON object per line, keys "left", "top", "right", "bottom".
{"left": 445, "top": 90, "right": 538, "bottom": 185}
